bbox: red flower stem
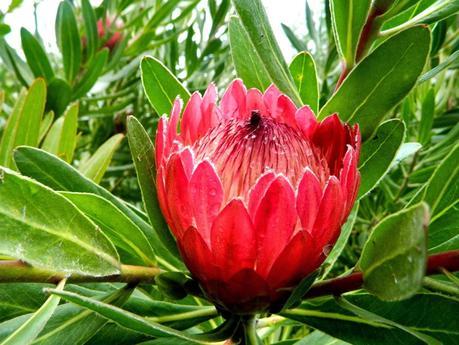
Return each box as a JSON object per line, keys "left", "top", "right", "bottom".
{"left": 335, "top": 7, "right": 385, "bottom": 91}
{"left": 304, "top": 250, "right": 459, "bottom": 299}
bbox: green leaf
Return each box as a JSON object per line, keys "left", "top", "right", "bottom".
{"left": 0, "top": 39, "right": 33, "bottom": 87}
{"left": 330, "top": 0, "right": 371, "bottom": 66}
{"left": 0, "top": 79, "right": 46, "bottom": 168}
{"left": 79, "top": 134, "right": 124, "bottom": 184}
{"left": 60, "top": 191, "right": 156, "bottom": 267}
{"left": 321, "top": 204, "right": 359, "bottom": 279}
{"left": 232, "top": 0, "right": 302, "bottom": 105}
{"left": 282, "top": 293, "right": 457, "bottom": 345}
{"left": 293, "top": 331, "right": 350, "bottom": 345}
{"left": 319, "top": 26, "right": 431, "bottom": 139}
{"left": 418, "top": 88, "right": 435, "bottom": 145}
{"left": 0, "top": 284, "right": 49, "bottom": 322}
{"left": 335, "top": 297, "right": 441, "bottom": 345}
{"left": 228, "top": 16, "right": 271, "bottom": 91}
{"left": 46, "top": 78, "right": 72, "bottom": 116}
{"left": 0, "top": 279, "right": 66, "bottom": 345}
{"left": 358, "top": 119, "right": 405, "bottom": 198}
{"left": 38, "top": 111, "right": 54, "bottom": 144}
{"left": 45, "top": 289, "right": 217, "bottom": 344}
{"left": 13, "top": 147, "right": 184, "bottom": 270}
{"left": 126, "top": 117, "right": 180, "bottom": 262}
{"left": 55, "top": 1, "right": 82, "bottom": 83}
{"left": 359, "top": 203, "right": 429, "bottom": 301}
{"left": 382, "top": 0, "right": 459, "bottom": 35}
{"left": 20, "top": 29, "right": 54, "bottom": 81}
{"left": 81, "top": 0, "right": 98, "bottom": 62}
{"left": 389, "top": 142, "right": 421, "bottom": 169}
{"left": 428, "top": 201, "right": 459, "bottom": 254}
{"left": 144, "top": 0, "right": 181, "bottom": 30}
{"left": 72, "top": 49, "right": 109, "bottom": 99}
{"left": 141, "top": 56, "right": 190, "bottom": 117}
{"left": 32, "top": 285, "right": 133, "bottom": 345}
{"left": 281, "top": 23, "right": 306, "bottom": 52}
{"left": 419, "top": 142, "right": 459, "bottom": 217}
{"left": 282, "top": 271, "right": 319, "bottom": 311}
{"left": 289, "top": 52, "right": 319, "bottom": 113}
{"left": 42, "top": 102, "right": 78, "bottom": 163}
{"left": 0, "top": 167, "right": 120, "bottom": 276}
{"left": 419, "top": 50, "right": 459, "bottom": 84}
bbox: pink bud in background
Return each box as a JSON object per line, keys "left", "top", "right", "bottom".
{"left": 97, "top": 17, "right": 122, "bottom": 50}
{"left": 155, "top": 79, "right": 361, "bottom": 313}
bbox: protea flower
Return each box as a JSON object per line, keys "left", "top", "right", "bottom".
{"left": 97, "top": 18, "right": 122, "bottom": 50}
{"left": 155, "top": 80, "right": 360, "bottom": 314}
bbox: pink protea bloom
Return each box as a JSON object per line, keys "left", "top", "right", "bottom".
{"left": 155, "top": 80, "right": 361, "bottom": 314}
{"left": 97, "top": 18, "right": 122, "bottom": 51}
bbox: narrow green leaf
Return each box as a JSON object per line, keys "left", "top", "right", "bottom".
{"left": 141, "top": 56, "right": 190, "bottom": 116}
{"left": 282, "top": 293, "right": 458, "bottom": 345}
{"left": 321, "top": 204, "right": 359, "bottom": 279}
{"left": 81, "top": 0, "right": 98, "bottom": 62}
{"left": 42, "top": 102, "right": 78, "bottom": 163}
{"left": 20, "top": 29, "right": 54, "bottom": 81}
{"left": 336, "top": 297, "right": 441, "bottom": 345}
{"left": 79, "top": 134, "right": 124, "bottom": 184}
{"left": 38, "top": 111, "right": 54, "bottom": 144}
{"left": 0, "top": 167, "right": 120, "bottom": 275}
{"left": 45, "top": 289, "right": 213, "bottom": 344}
{"left": 330, "top": 0, "right": 371, "bottom": 66}
{"left": 228, "top": 16, "right": 271, "bottom": 90}
{"left": 419, "top": 50, "right": 459, "bottom": 84}
{"left": 0, "top": 78, "right": 46, "bottom": 168}
{"left": 358, "top": 119, "right": 405, "bottom": 198}
{"left": 0, "top": 279, "right": 66, "bottom": 345}
{"left": 282, "top": 271, "right": 319, "bottom": 311}
{"left": 232, "top": 0, "right": 302, "bottom": 105}
{"left": 72, "top": 49, "right": 109, "bottom": 99}
{"left": 46, "top": 78, "right": 72, "bottom": 116}
{"left": 428, "top": 201, "right": 459, "bottom": 254}
{"left": 418, "top": 88, "right": 435, "bottom": 145}
{"left": 60, "top": 191, "right": 156, "bottom": 266}
{"left": 0, "top": 284, "right": 49, "bottom": 322}
{"left": 359, "top": 203, "right": 429, "bottom": 301}
{"left": 421, "top": 142, "right": 459, "bottom": 217}
{"left": 13, "top": 146, "right": 184, "bottom": 270}
{"left": 281, "top": 23, "right": 306, "bottom": 52}
{"left": 56, "top": 1, "right": 82, "bottom": 83}
{"left": 389, "top": 142, "right": 422, "bottom": 169}
{"left": 32, "top": 285, "right": 133, "bottom": 345}
{"left": 382, "top": 0, "right": 459, "bottom": 35}
{"left": 289, "top": 52, "right": 319, "bottom": 113}
{"left": 294, "top": 331, "right": 350, "bottom": 345}
{"left": 319, "top": 26, "right": 431, "bottom": 139}
{"left": 0, "top": 39, "right": 33, "bottom": 87}
{"left": 145, "top": 0, "right": 181, "bottom": 30}
{"left": 126, "top": 116, "right": 180, "bottom": 261}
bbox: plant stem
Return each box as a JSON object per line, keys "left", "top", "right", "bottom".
{"left": 242, "top": 315, "right": 260, "bottom": 345}
{"left": 147, "top": 306, "right": 218, "bottom": 323}
{"left": 423, "top": 277, "right": 459, "bottom": 297}
{"left": 0, "top": 261, "right": 161, "bottom": 284}
{"left": 305, "top": 250, "right": 459, "bottom": 298}
{"left": 1, "top": 250, "right": 458, "bottom": 301}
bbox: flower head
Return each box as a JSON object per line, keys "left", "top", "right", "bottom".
{"left": 97, "top": 17, "right": 122, "bottom": 50}
{"left": 155, "top": 80, "right": 360, "bottom": 313}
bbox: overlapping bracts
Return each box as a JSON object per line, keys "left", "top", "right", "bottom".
{"left": 155, "top": 79, "right": 360, "bottom": 313}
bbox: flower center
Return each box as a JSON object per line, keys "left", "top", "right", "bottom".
{"left": 192, "top": 111, "right": 329, "bottom": 200}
